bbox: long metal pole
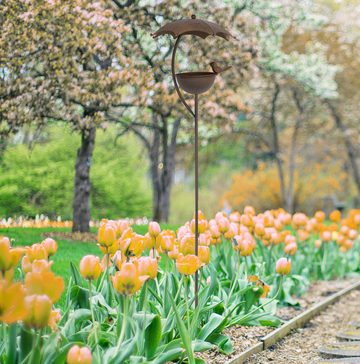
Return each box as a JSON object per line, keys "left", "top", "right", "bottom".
{"left": 194, "top": 93, "right": 199, "bottom": 307}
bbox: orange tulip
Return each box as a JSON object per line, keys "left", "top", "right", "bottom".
{"left": 97, "top": 221, "right": 117, "bottom": 247}
{"left": 21, "top": 255, "right": 32, "bottom": 273}
{"left": 179, "top": 234, "right": 195, "bottom": 255}
{"left": 25, "top": 270, "right": 64, "bottom": 303}
{"left": 190, "top": 218, "right": 208, "bottom": 234}
{"left": 254, "top": 223, "right": 265, "bottom": 237}
{"left": 275, "top": 258, "right": 291, "bottom": 275}
{"left": 198, "top": 246, "right": 210, "bottom": 265}
{"left": 48, "top": 309, "right": 61, "bottom": 331}
{"left": 176, "top": 255, "right": 202, "bottom": 275}
{"left": 314, "top": 211, "right": 326, "bottom": 223}
{"left": 0, "top": 280, "right": 27, "bottom": 324}
{"left": 26, "top": 243, "right": 48, "bottom": 262}
{"left": 31, "top": 259, "right": 53, "bottom": 273}
{"left": 67, "top": 345, "right": 92, "bottom": 364}
{"left": 111, "top": 262, "right": 148, "bottom": 295}
{"left": 167, "top": 245, "right": 180, "bottom": 260}
{"left": 209, "top": 224, "right": 221, "bottom": 240}
{"left": 0, "top": 239, "right": 24, "bottom": 273}
{"left": 42, "top": 238, "right": 58, "bottom": 257}
{"left": 156, "top": 230, "right": 176, "bottom": 253}
{"left": 217, "top": 217, "right": 230, "bottom": 233}
{"left": 80, "top": 255, "right": 102, "bottom": 281}
{"left": 284, "top": 242, "right": 297, "bottom": 256}
{"left": 24, "top": 294, "right": 52, "bottom": 329}
{"left": 330, "top": 210, "right": 341, "bottom": 223}
{"left": 137, "top": 256, "right": 158, "bottom": 279}
{"left": 244, "top": 206, "right": 256, "bottom": 216}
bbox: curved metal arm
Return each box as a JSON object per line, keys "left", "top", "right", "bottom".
{"left": 171, "top": 35, "right": 195, "bottom": 117}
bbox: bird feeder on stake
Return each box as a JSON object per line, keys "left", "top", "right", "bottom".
{"left": 152, "top": 15, "right": 233, "bottom": 306}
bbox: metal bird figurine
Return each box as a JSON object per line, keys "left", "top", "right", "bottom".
{"left": 209, "top": 61, "right": 232, "bottom": 74}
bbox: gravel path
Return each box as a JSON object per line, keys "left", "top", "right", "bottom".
{"left": 198, "top": 278, "right": 359, "bottom": 363}
{"left": 246, "top": 288, "right": 360, "bottom": 364}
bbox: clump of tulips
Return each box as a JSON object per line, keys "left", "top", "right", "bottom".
{"left": 0, "top": 207, "right": 359, "bottom": 363}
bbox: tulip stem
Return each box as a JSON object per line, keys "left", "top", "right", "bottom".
{"left": 88, "top": 280, "right": 101, "bottom": 364}
{"left": 116, "top": 295, "right": 128, "bottom": 351}
{"left": 239, "top": 275, "right": 283, "bottom": 324}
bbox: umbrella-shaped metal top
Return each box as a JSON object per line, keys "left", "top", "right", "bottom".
{"left": 151, "top": 14, "right": 232, "bottom": 40}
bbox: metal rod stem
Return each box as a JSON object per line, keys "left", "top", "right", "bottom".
{"left": 194, "top": 93, "right": 199, "bottom": 307}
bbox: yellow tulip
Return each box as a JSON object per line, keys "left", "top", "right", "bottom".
{"left": 80, "top": 255, "right": 102, "bottom": 280}
{"left": 111, "top": 262, "right": 148, "bottom": 295}
{"left": 24, "top": 294, "right": 52, "bottom": 329}
{"left": 67, "top": 345, "right": 92, "bottom": 364}
{"left": 0, "top": 279, "right": 27, "bottom": 324}
{"left": 176, "top": 255, "right": 202, "bottom": 275}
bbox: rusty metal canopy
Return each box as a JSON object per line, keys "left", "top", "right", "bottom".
{"left": 151, "top": 14, "right": 232, "bottom": 40}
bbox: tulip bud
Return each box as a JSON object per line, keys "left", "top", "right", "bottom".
{"left": 314, "top": 239, "right": 322, "bottom": 248}
{"left": 42, "top": 238, "right": 58, "bottom": 257}
{"left": 80, "top": 255, "right": 102, "bottom": 280}
{"left": 275, "top": 258, "right": 291, "bottom": 275}
{"left": 24, "top": 294, "right": 52, "bottom": 329}
{"left": 67, "top": 345, "right": 92, "bottom": 364}
{"left": 148, "top": 222, "right": 161, "bottom": 238}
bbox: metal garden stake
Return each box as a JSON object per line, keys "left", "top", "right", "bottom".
{"left": 152, "top": 14, "right": 232, "bottom": 306}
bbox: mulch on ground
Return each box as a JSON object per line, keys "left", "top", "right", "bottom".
{"left": 43, "top": 231, "right": 97, "bottom": 243}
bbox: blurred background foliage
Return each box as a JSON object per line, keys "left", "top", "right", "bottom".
{"left": 0, "top": 125, "right": 151, "bottom": 219}
{"left": 0, "top": 0, "right": 359, "bottom": 227}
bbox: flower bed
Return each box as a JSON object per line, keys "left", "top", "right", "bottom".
{"left": 0, "top": 208, "right": 359, "bottom": 363}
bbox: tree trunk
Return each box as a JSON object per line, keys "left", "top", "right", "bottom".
{"left": 149, "top": 116, "right": 180, "bottom": 223}
{"left": 286, "top": 89, "right": 304, "bottom": 213}
{"left": 269, "top": 82, "right": 286, "bottom": 207}
{"left": 327, "top": 102, "right": 360, "bottom": 202}
{"left": 72, "top": 127, "right": 96, "bottom": 232}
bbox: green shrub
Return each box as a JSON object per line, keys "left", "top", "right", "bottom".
{"left": 0, "top": 126, "right": 151, "bottom": 219}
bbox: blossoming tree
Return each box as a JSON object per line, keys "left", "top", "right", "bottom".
{"left": 0, "top": 0, "right": 139, "bottom": 231}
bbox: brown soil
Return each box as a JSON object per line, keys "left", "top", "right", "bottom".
{"left": 43, "top": 231, "right": 97, "bottom": 243}
{"left": 197, "top": 277, "right": 360, "bottom": 364}
{"left": 246, "top": 288, "right": 360, "bottom": 364}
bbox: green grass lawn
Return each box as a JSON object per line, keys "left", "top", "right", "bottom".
{"left": 0, "top": 224, "right": 178, "bottom": 306}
